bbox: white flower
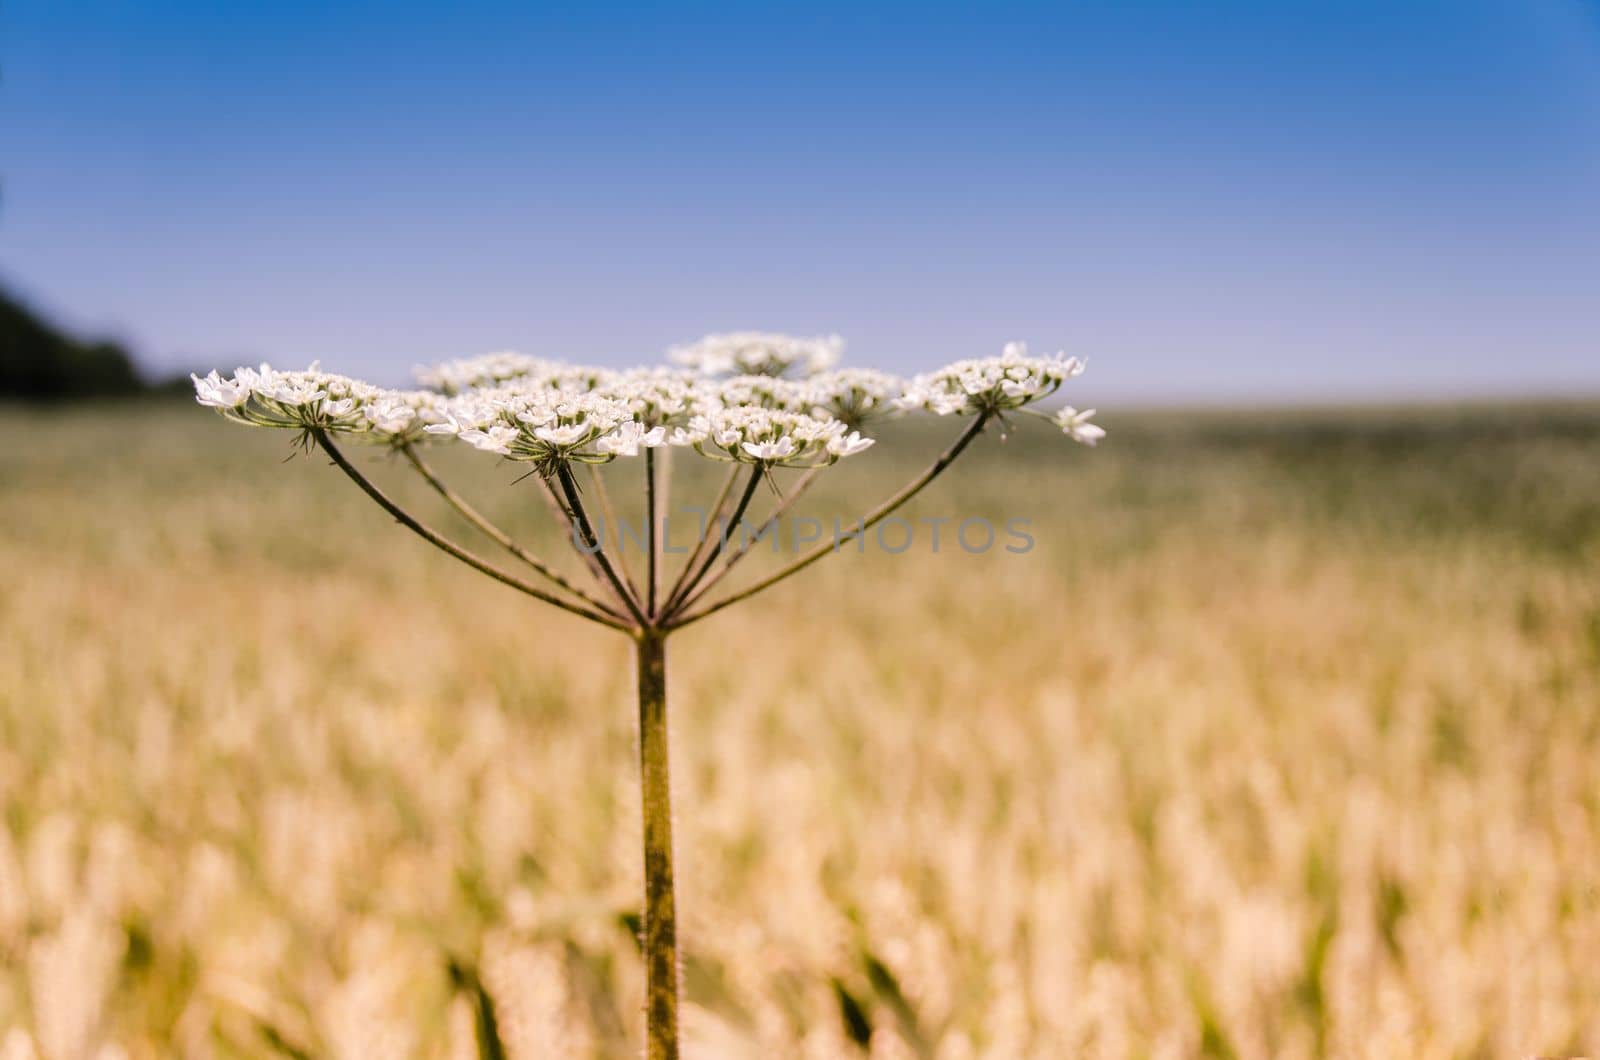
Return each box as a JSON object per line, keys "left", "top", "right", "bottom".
{"left": 801, "top": 369, "right": 903, "bottom": 426}
{"left": 458, "top": 425, "right": 519, "bottom": 455}
{"left": 414, "top": 351, "right": 601, "bottom": 395}
{"left": 669, "top": 332, "right": 843, "bottom": 378}
{"left": 422, "top": 412, "right": 471, "bottom": 437}
{"left": 596, "top": 420, "right": 667, "bottom": 457}
{"left": 826, "top": 430, "right": 875, "bottom": 457}
{"left": 364, "top": 398, "right": 417, "bottom": 435}
{"left": 1054, "top": 406, "right": 1105, "bottom": 446}
{"left": 534, "top": 422, "right": 592, "bottom": 447}
{"left": 191, "top": 370, "right": 249, "bottom": 408}
{"left": 195, "top": 333, "right": 1103, "bottom": 470}
{"left": 191, "top": 362, "right": 373, "bottom": 431}
{"left": 902, "top": 343, "right": 1086, "bottom": 416}
{"left": 740, "top": 437, "right": 797, "bottom": 461}
{"left": 683, "top": 404, "right": 866, "bottom": 467}
{"left": 263, "top": 378, "right": 327, "bottom": 406}
{"left": 606, "top": 368, "right": 701, "bottom": 427}
{"left": 669, "top": 423, "right": 707, "bottom": 447}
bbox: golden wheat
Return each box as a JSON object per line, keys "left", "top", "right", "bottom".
{"left": 1, "top": 401, "right": 1596, "bottom": 1058}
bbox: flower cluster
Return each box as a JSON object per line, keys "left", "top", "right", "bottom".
{"left": 193, "top": 364, "right": 379, "bottom": 433}
{"left": 195, "top": 333, "right": 1105, "bottom": 465}
{"left": 358, "top": 390, "right": 453, "bottom": 444}
{"left": 673, "top": 406, "right": 873, "bottom": 467}
{"left": 605, "top": 367, "right": 703, "bottom": 428}
{"left": 706, "top": 375, "right": 807, "bottom": 412}
{"left": 800, "top": 368, "right": 904, "bottom": 427}
{"left": 414, "top": 352, "right": 611, "bottom": 395}
{"left": 668, "top": 331, "right": 843, "bottom": 378}
{"left": 421, "top": 385, "right": 647, "bottom": 465}
{"left": 698, "top": 369, "right": 902, "bottom": 428}
{"left": 194, "top": 364, "right": 463, "bottom": 445}
{"left": 900, "top": 342, "right": 1086, "bottom": 417}
{"left": 413, "top": 351, "right": 550, "bottom": 394}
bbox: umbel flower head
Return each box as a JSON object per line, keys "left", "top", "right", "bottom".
{"left": 671, "top": 405, "right": 873, "bottom": 467}
{"left": 194, "top": 334, "right": 1106, "bottom": 468}
{"left": 412, "top": 351, "right": 608, "bottom": 395}
{"left": 668, "top": 331, "right": 844, "bottom": 378}
{"left": 192, "top": 364, "right": 377, "bottom": 432}
{"left": 900, "top": 342, "right": 1086, "bottom": 417}
{"left": 799, "top": 368, "right": 905, "bottom": 428}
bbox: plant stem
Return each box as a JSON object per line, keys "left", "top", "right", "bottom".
{"left": 634, "top": 631, "right": 679, "bottom": 1059}
{"left": 675, "top": 464, "right": 821, "bottom": 614}
{"left": 400, "top": 445, "right": 625, "bottom": 620}
{"left": 555, "top": 464, "right": 649, "bottom": 627}
{"left": 663, "top": 463, "right": 739, "bottom": 606}
{"left": 663, "top": 464, "right": 764, "bottom": 618}
{"left": 670, "top": 414, "right": 990, "bottom": 628}
{"left": 645, "top": 448, "right": 660, "bottom": 618}
{"left": 312, "top": 432, "right": 630, "bottom": 630}
{"left": 532, "top": 469, "right": 614, "bottom": 593}
{"left": 588, "top": 462, "right": 641, "bottom": 602}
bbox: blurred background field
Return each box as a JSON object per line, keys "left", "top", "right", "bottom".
{"left": 1, "top": 398, "right": 1598, "bottom": 1058}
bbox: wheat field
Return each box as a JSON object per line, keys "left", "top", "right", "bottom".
{"left": 1, "top": 400, "right": 1597, "bottom": 1058}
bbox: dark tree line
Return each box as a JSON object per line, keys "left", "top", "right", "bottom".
{"left": 1, "top": 284, "right": 148, "bottom": 399}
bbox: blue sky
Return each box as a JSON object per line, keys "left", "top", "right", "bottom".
{"left": 4, "top": 0, "right": 1598, "bottom": 401}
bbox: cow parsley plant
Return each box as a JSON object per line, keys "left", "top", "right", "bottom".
{"left": 193, "top": 333, "right": 1102, "bottom": 1059}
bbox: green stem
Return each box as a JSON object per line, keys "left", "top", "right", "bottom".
{"left": 663, "top": 464, "right": 764, "bottom": 618}
{"left": 532, "top": 468, "right": 614, "bottom": 594}
{"left": 645, "top": 447, "right": 660, "bottom": 618}
{"left": 588, "top": 462, "right": 641, "bottom": 602}
{"left": 635, "top": 631, "right": 679, "bottom": 1059}
{"left": 663, "top": 463, "right": 739, "bottom": 607}
{"left": 675, "top": 464, "right": 822, "bottom": 614}
{"left": 555, "top": 464, "right": 649, "bottom": 627}
{"left": 400, "top": 445, "right": 625, "bottom": 621}
{"left": 670, "top": 414, "right": 990, "bottom": 628}
{"left": 313, "top": 431, "right": 629, "bottom": 631}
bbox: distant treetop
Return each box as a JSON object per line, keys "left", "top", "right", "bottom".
{"left": 1, "top": 284, "right": 145, "bottom": 400}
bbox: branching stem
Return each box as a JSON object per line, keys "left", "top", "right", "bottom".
{"left": 664, "top": 463, "right": 739, "bottom": 607}
{"left": 400, "top": 445, "right": 625, "bottom": 620}
{"left": 554, "top": 464, "right": 650, "bottom": 628}
{"left": 645, "top": 448, "right": 660, "bottom": 617}
{"left": 531, "top": 470, "right": 614, "bottom": 593}
{"left": 674, "top": 464, "right": 822, "bottom": 614}
{"left": 588, "top": 462, "right": 641, "bottom": 603}
{"left": 313, "top": 432, "right": 630, "bottom": 631}
{"left": 669, "top": 414, "right": 990, "bottom": 628}
{"left": 663, "top": 464, "right": 764, "bottom": 618}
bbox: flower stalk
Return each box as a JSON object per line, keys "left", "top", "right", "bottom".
{"left": 646, "top": 447, "right": 662, "bottom": 616}
{"left": 668, "top": 412, "right": 992, "bottom": 628}
{"left": 634, "top": 630, "right": 678, "bottom": 1060}
{"left": 663, "top": 463, "right": 740, "bottom": 611}
{"left": 663, "top": 463, "right": 765, "bottom": 617}
{"left": 554, "top": 463, "right": 650, "bottom": 627}
{"left": 313, "top": 431, "right": 629, "bottom": 630}
{"left": 400, "top": 444, "right": 625, "bottom": 620}
{"left": 674, "top": 463, "right": 822, "bottom": 614}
